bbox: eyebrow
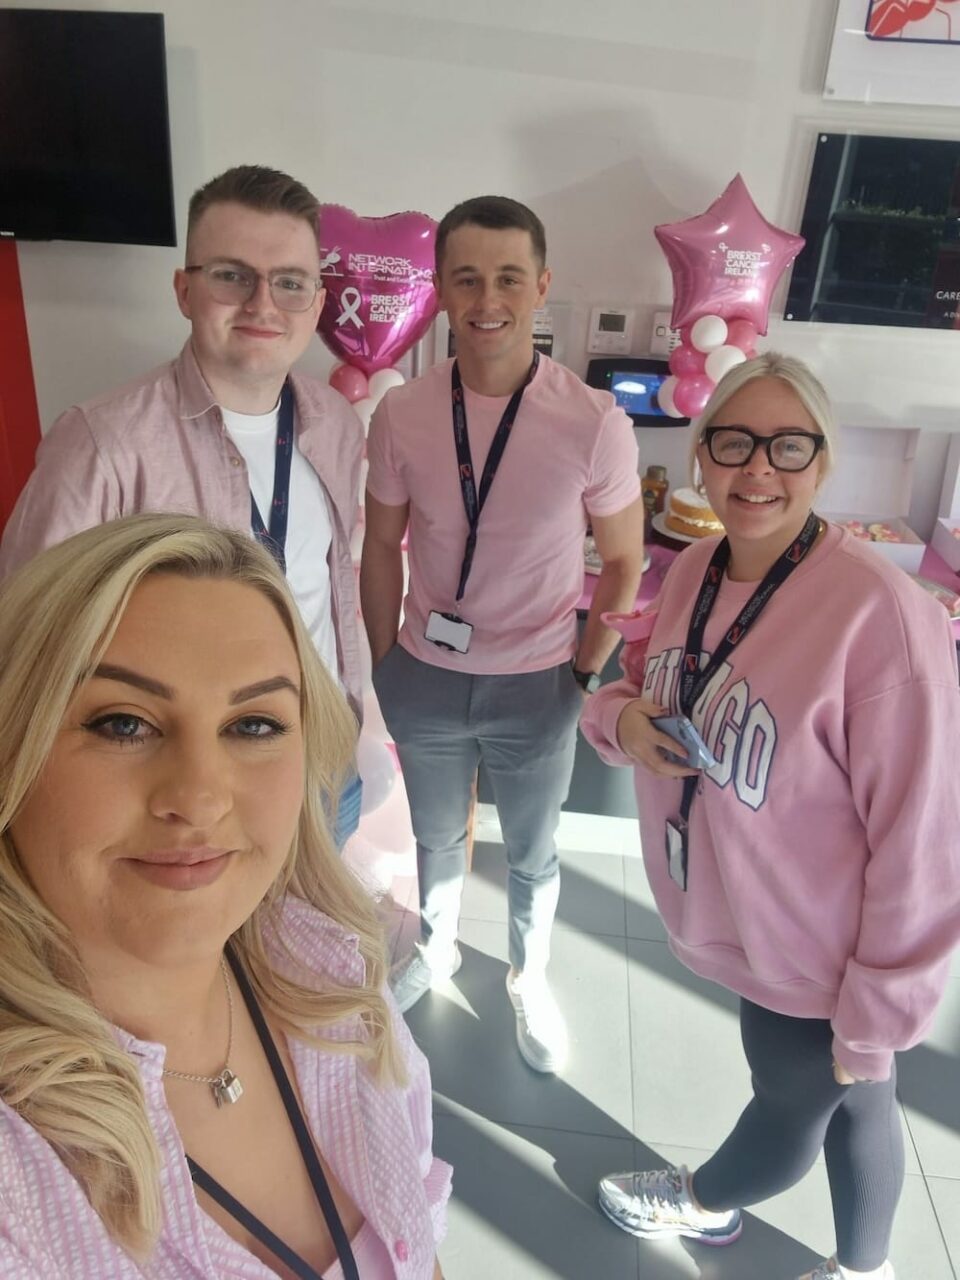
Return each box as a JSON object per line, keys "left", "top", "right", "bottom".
{"left": 712, "top": 425, "right": 820, "bottom": 435}
{"left": 207, "top": 257, "right": 312, "bottom": 279}
{"left": 91, "top": 664, "right": 300, "bottom": 704}
{"left": 450, "top": 263, "right": 530, "bottom": 277}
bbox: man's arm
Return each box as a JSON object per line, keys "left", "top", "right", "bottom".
{"left": 574, "top": 496, "right": 645, "bottom": 676}
{"left": 359, "top": 491, "right": 409, "bottom": 667}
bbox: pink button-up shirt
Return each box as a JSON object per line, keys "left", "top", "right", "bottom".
{"left": 0, "top": 344, "right": 365, "bottom": 719}
{"left": 0, "top": 897, "right": 451, "bottom": 1278}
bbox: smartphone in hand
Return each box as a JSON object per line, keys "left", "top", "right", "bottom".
{"left": 651, "top": 715, "right": 717, "bottom": 770}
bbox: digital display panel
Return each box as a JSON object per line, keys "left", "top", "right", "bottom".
{"left": 599, "top": 312, "right": 627, "bottom": 333}
{"left": 610, "top": 371, "right": 667, "bottom": 417}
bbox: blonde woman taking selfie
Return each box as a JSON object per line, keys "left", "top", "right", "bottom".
{"left": 0, "top": 514, "right": 449, "bottom": 1279}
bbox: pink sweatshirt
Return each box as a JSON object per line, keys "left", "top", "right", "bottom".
{"left": 581, "top": 522, "right": 960, "bottom": 1081}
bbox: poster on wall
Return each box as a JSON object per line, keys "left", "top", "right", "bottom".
{"left": 825, "top": 0, "right": 960, "bottom": 105}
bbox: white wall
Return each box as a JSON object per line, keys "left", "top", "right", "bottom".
{"left": 10, "top": 0, "right": 960, "bottom": 533}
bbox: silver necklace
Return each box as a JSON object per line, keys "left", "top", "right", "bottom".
{"left": 160, "top": 955, "right": 244, "bottom": 1107}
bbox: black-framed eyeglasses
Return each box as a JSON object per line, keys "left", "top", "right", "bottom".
{"left": 701, "top": 426, "right": 826, "bottom": 473}
{"left": 183, "top": 262, "right": 322, "bottom": 312}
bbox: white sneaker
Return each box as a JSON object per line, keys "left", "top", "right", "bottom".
{"left": 389, "top": 944, "right": 461, "bottom": 1013}
{"left": 505, "top": 969, "right": 568, "bottom": 1073}
{"left": 598, "top": 1164, "right": 742, "bottom": 1245}
{"left": 798, "top": 1260, "right": 895, "bottom": 1280}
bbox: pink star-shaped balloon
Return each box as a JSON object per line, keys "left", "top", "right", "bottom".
{"left": 655, "top": 174, "right": 805, "bottom": 335}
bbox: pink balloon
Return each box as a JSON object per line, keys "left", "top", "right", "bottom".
{"left": 725, "top": 318, "right": 759, "bottom": 353}
{"left": 668, "top": 343, "right": 705, "bottom": 377}
{"left": 316, "top": 205, "right": 440, "bottom": 376}
{"left": 329, "top": 363, "right": 369, "bottom": 404}
{"left": 654, "top": 174, "right": 805, "bottom": 335}
{"left": 673, "top": 375, "right": 714, "bottom": 419}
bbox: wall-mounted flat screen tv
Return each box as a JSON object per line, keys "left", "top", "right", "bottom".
{"left": 0, "top": 9, "right": 176, "bottom": 247}
{"left": 785, "top": 133, "right": 960, "bottom": 331}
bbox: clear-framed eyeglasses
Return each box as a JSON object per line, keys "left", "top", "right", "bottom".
{"left": 183, "top": 261, "right": 322, "bottom": 313}
{"left": 701, "top": 426, "right": 826, "bottom": 473}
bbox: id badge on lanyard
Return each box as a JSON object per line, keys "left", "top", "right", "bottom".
{"left": 665, "top": 511, "right": 821, "bottom": 891}
{"left": 424, "top": 353, "right": 539, "bottom": 654}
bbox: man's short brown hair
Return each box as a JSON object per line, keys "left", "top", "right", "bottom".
{"left": 435, "top": 195, "right": 547, "bottom": 273}
{"left": 185, "top": 164, "right": 319, "bottom": 250}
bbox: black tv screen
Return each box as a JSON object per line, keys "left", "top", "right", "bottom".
{"left": 0, "top": 9, "right": 176, "bottom": 247}
{"left": 785, "top": 133, "right": 960, "bottom": 331}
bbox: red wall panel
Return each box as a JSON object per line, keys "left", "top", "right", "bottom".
{"left": 0, "top": 241, "right": 42, "bottom": 531}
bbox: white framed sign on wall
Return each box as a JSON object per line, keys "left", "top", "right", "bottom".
{"left": 825, "top": 0, "right": 960, "bottom": 106}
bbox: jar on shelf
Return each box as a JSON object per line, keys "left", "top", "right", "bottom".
{"left": 641, "top": 465, "right": 668, "bottom": 537}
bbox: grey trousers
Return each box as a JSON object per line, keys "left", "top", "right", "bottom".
{"left": 373, "top": 645, "right": 582, "bottom": 972}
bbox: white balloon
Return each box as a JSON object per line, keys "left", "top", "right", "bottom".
{"left": 704, "top": 344, "right": 748, "bottom": 383}
{"left": 353, "top": 396, "right": 376, "bottom": 430}
{"left": 658, "top": 374, "right": 684, "bottom": 418}
{"left": 368, "top": 368, "right": 405, "bottom": 401}
{"left": 356, "top": 734, "right": 397, "bottom": 814}
{"left": 690, "top": 314, "right": 728, "bottom": 353}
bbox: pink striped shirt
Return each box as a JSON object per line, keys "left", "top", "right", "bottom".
{"left": 0, "top": 897, "right": 451, "bottom": 1278}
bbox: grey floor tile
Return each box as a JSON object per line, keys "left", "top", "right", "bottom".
{"left": 898, "top": 977, "right": 960, "bottom": 1178}
{"left": 624, "top": 853, "right": 668, "bottom": 942}
{"left": 404, "top": 918, "right": 635, "bottom": 1139}
{"left": 644, "top": 1143, "right": 949, "bottom": 1280}
{"left": 552, "top": 846, "right": 627, "bottom": 937}
{"left": 628, "top": 938, "right": 749, "bottom": 1150}
{"left": 927, "top": 1176, "right": 960, "bottom": 1275}
{"left": 459, "top": 841, "right": 628, "bottom": 937}
{"left": 433, "top": 1107, "right": 645, "bottom": 1280}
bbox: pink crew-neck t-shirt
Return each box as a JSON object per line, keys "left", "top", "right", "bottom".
{"left": 366, "top": 356, "right": 641, "bottom": 675}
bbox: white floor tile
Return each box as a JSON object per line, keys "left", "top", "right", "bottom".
{"left": 926, "top": 1176, "right": 960, "bottom": 1275}
{"left": 404, "top": 918, "right": 635, "bottom": 1139}
{"left": 433, "top": 1106, "right": 644, "bottom": 1280}
{"left": 627, "top": 938, "right": 749, "bottom": 1150}
{"left": 898, "top": 977, "right": 960, "bottom": 1178}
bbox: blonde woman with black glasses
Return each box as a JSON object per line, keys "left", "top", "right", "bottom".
{"left": 582, "top": 353, "right": 960, "bottom": 1280}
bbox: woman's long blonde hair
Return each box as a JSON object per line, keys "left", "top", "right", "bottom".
{"left": 0, "top": 515, "right": 399, "bottom": 1257}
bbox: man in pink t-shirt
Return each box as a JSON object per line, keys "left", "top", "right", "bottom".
{"left": 361, "top": 195, "right": 644, "bottom": 1072}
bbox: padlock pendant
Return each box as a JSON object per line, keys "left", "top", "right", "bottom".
{"left": 212, "top": 1068, "right": 244, "bottom": 1107}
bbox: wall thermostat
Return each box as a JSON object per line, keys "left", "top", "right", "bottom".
{"left": 588, "top": 306, "right": 635, "bottom": 356}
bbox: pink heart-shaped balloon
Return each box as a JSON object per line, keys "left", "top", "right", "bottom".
{"left": 316, "top": 205, "right": 439, "bottom": 376}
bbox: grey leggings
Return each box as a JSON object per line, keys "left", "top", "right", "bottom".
{"left": 692, "top": 999, "right": 904, "bottom": 1272}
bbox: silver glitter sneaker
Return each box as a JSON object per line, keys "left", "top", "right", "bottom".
{"left": 598, "top": 1164, "right": 742, "bottom": 1244}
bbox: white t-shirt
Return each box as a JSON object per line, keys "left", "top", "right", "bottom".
{"left": 222, "top": 404, "right": 339, "bottom": 683}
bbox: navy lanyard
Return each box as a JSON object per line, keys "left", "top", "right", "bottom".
{"left": 250, "top": 381, "right": 295, "bottom": 574}
{"left": 450, "top": 352, "right": 539, "bottom": 604}
{"left": 186, "top": 951, "right": 359, "bottom": 1280}
{"left": 677, "top": 510, "right": 821, "bottom": 823}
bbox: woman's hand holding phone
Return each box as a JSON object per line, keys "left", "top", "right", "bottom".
{"left": 616, "top": 698, "right": 701, "bottom": 778}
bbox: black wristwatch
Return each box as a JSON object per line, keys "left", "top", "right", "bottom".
{"left": 572, "top": 665, "right": 601, "bottom": 695}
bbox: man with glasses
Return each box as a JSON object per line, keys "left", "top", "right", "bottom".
{"left": 0, "top": 165, "right": 364, "bottom": 838}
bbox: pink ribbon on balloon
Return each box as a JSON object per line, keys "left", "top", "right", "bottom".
{"left": 316, "top": 205, "right": 440, "bottom": 376}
